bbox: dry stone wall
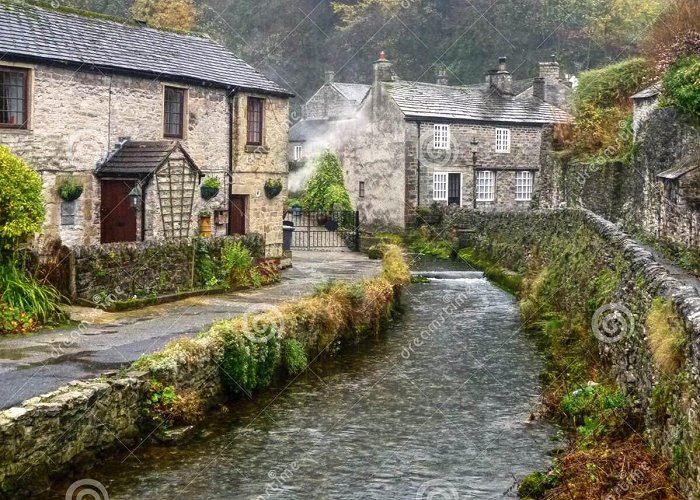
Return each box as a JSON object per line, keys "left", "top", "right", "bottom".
{"left": 444, "top": 208, "right": 700, "bottom": 496}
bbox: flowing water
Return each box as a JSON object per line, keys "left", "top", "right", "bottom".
{"left": 55, "top": 259, "right": 555, "bottom": 499}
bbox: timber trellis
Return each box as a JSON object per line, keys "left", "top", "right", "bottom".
{"left": 284, "top": 210, "right": 360, "bottom": 251}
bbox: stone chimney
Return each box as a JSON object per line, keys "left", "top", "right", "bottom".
{"left": 373, "top": 51, "right": 394, "bottom": 84}
{"left": 325, "top": 70, "right": 335, "bottom": 84}
{"left": 436, "top": 65, "right": 449, "bottom": 86}
{"left": 490, "top": 57, "right": 513, "bottom": 95}
{"left": 539, "top": 55, "right": 561, "bottom": 81}
{"left": 533, "top": 77, "right": 546, "bottom": 101}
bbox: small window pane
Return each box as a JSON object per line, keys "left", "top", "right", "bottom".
{"left": 495, "top": 128, "right": 510, "bottom": 153}
{"left": 359, "top": 181, "right": 365, "bottom": 198}
{"left": 294, "top": 145, "right": 302, "bottom": 161}
{"left": 515, "top": 171, "right": 533, "bottom": 201}
{"left": 476, "top": 171, "right": 495, "bottom": 201}
{"left": 433, "top": 124, "right": 450, "bottom": 150}
{"left": 0, "top": 68, "right": 28, "bottom": 128}
{"left": 433, "top": 172, "right": 448, "bottom": 201}
{"left": 164, "top": 87, "right": 185, "bottom": 138}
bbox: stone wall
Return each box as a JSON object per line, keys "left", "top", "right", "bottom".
{"left": 542, "top": 106, "right": 700, "bottom": 248}
{"left": 443, "top": 208, "right": 700, "bottom": 496}
{"left": 232, "top": 93, "right": 289, "bottom": 258}
{"left": 72, "top": 234, "right": 264, "bottom": 301}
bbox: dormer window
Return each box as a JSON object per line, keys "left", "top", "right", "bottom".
{"left": 293, "top": 145, "right": 302, "bottom": 161}
{"left": 495, "top": 128, "right": 511, "bottom": 153}
{"left": 0, "top": 67, "right": 29, "bottom": 129}
{"left": 433, "top": 124, "right": 450, "bottom": 150}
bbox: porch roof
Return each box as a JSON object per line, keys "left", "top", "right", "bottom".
{"left": 95, "top": 141, "right": 203, "bottom": 178}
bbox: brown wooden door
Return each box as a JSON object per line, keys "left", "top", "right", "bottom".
{"left": 100, "top": 180, "right": 138, "bottom": 243}
{"left": 229, "top": 195, "right": 247, "bottom": 235}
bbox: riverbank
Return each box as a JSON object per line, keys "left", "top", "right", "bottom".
{"left": 425, "top": 208, "right": 695, "bottom": 498}
{"left": 0, "top": 247, "right": 409, "bottom": 496}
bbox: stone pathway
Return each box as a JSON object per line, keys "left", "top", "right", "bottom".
{"left": 0, "top": 251, "right": 380, "bottom": 410}
{"left": 642, "top": 244, "right": 700, "bottom": 293}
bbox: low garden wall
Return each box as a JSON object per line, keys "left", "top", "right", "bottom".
{"left": 0, "top": 246, "right": 410, "bottom": 496}
{"left": 441, "top": 207, "right": 700, "bottom": 496}
{"left": 70, "top": 234, "right": 264, "bottom": 303}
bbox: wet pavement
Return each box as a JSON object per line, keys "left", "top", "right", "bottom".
{"left": 0, "top": 251, "right": 380, "bottom": 410}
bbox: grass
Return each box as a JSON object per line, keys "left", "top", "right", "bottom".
{"left": 0, "top": 259, "right": 63, "bottom": 333}
{"left": 646, "top": 298, "right": 686, "bottom": 376}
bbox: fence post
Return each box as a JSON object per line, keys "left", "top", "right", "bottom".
{"left": 354, "top": 211, "right": 360, "bottom": 252}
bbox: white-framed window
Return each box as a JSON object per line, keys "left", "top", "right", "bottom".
{"left": 433, "top": 124, "right": 450, "bottom": 150}
{"left": 475, "top": 170, "right": 495, "bottom": 201}
{"left": 293, "top": 145, "right": 302, "bottom": 161}
{"left": 515, "top": 171, "right": 533, "bottom": 201}
{"left": 433, "top": 172, "right": 448, "bottom": 201}
{"left": 495, "top": 128, "right": 511, "bottom": 153}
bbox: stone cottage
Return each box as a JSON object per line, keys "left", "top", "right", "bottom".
{"left": 0, "top": 2, "right": 292, "bottom": 257}
{"left": 340, "top": 53, "right": 572, "bottom": 229}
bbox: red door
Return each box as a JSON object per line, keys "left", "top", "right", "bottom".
{"left": 100, "top": 180, "right": 138, "bottom": 243}
{"left": 229, "top": 195, "right": 247, "bottom": 235}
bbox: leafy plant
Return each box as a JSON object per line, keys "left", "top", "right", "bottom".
{"left": 0, "top": 145, "right": 46, "bottom": 250}
{"left": 202, "top": 177, "right": 221, "bottom": 189}
{"left": 283, "top": 339, "right": 308, "bottom": 375}
{"left": 221, "top": 240, "right": 253, "bottom": 286}
{"left": 287, "top": 197, "right": 302, "bottom": 209}
{"left": 220, "top": 328, "right": 281, "bottom": 396}
{"left": 663, "top": 55, "right": 700, "bottom": 115}
{"left": 56, "top": 177, "right": 84, "bottom": 202}
{"left": 561, "top": 384, "right": 629, "bottom": 440}
{"left": 301, "top": 151, "right": 352, "bottom": 211}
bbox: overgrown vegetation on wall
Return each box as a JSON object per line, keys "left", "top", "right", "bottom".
{"left": 134, "top": 244, "right": 410, "bottom": 422}
{"left": 432, "top": 209, "right": 691, "bottom": 498}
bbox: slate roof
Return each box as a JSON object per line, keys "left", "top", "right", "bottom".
{"left": 0, "top": 2, "right": 291, "bottom": 96}
{"left": 632, "top": 83, "right": 662, "bottom": 100}
{"left": 95, "top": 141, "right": 203, "bottom": 178}
{"left": 332, "top": 83, "right": 371, "bottom": 104}
{"left": 385, "top": 81, "right": 571, "bottom": 124}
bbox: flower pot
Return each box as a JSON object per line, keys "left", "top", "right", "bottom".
{"left": 199, "top": 215, "right": 212, "bottom": 238}
{"left": 316, "top": 214, "right": 328, "bottom": 226}
{"left": 201, "top": 186, "right": 219, "bottom": 200}
{"left": 264, "top": 184, "right": 282, "bottom": 199}
{"left": 292, "top": 207, "right": 302, "bottom": 216}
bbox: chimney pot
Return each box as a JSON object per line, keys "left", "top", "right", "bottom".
{"left": 491, "top": 58, "right": 513, "bottom": 95}
{"left": 325, "top": 70, "right": 335, "bottom": 84}
{"left": 436, "top": 65, "right": 449, "bottom": 86}
{"left": 374, "top": 51, "right": 393, "bottom": 83}
{"left": 379, "top": 51, "right": 386, "bottom": 61}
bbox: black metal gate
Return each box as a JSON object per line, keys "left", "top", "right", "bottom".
{"left": 284, "top": 210, "right": 360, "bottom": 250}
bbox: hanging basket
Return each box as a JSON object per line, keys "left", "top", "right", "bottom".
{"left": 264, "top": 183, "right": 282, "bottom": 199}
{"left": 57, "top": 178, "right": 84, "bottom": 202}
{"left": 201, "top": 186, "right": 220, "bottom": 200}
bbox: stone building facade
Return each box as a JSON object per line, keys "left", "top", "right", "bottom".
{"left": 339, "top": 54, "right": 572, "bottom": 229}
{"left": 0, "top": 3, "right": 291, "bottom": 257}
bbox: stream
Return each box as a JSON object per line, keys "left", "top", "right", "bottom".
{"left": 53, "top": 259, "right": 555, "bottom": 499}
